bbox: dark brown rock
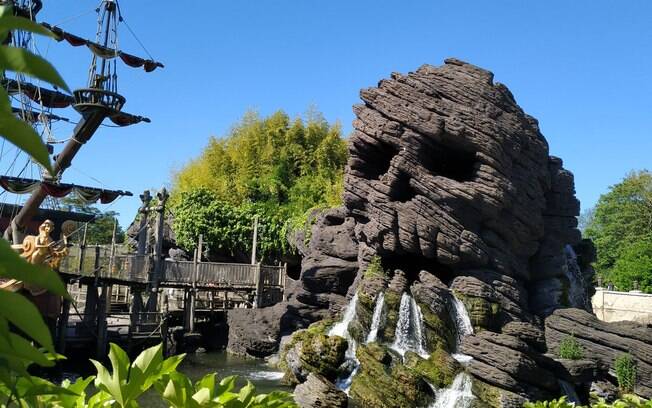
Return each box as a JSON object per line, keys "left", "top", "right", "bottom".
{"left": 545, "top": 308, "right": 652, "bottom": 398}
{"left": 294, "top": 373, "right": 348, "bottom": 408}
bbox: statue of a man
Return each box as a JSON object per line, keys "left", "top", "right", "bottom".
{"left": 2, "top": 220, "right": 68, "bottom": 323}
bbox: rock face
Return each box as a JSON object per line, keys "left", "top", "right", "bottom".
{"left": 273, "top": 59, "right": 650, "bottom": 406}
{"left": 545, "top": 309, "right": 652, "bottom": 399}
{"left": 294, "top": 373, "right": 349, "bottom": 408}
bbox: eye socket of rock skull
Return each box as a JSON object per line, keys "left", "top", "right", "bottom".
{"left": 380, "top": 253, "right": 456, "bottom": 285}
{"left": 358, "top": 140, "right": 399, "bottom": 180}
{"left": 420, "top": 138, "right": 477, "bottom": 182}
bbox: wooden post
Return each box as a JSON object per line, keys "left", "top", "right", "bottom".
{"left": 251, "top": 215, "right": 258, "bottom": 265}
{"left": 188, "top": 235, "right": 202, "bottom": 332}
{"left": 282, "top": 262, "right": 288, "bottom": 302}
{"left": 253, "top": 263, "right": 263, "bottom": 308}
{"left": 83, "top": 246, "right": 101, "bottom": 324}
{"left": 137, "top": 191, "right": 152, "bottom": 256}
{"left": 146, "top": 188, "right": 168, "bottom": 315}
{"left": 96, "top": 284, "right": 109, "bottom": 358}
{"left": 56, "top": 297, "right": 71, "bottom": 354}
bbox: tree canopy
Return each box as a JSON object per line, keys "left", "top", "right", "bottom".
{"left": 61, "top": 196, "right": 124, "bottom": 245}
{"left": 171, "top": 110, "right": 348, "bottom": 260}
{"left": 584, "top": 170, "right": 652, "bottom": 292}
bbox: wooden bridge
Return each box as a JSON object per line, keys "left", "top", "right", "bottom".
{"left": 55, "top": 243, "right": 287, "bottom": 357}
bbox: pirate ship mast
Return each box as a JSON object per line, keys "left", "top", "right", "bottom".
{"left": 1, "top": 0, "right": 163, "bottom": 243}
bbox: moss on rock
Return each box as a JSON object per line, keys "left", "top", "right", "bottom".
{"left": 416, "top": 299, "right": 456, "bottom": 352}
{"left": 456, "top": 293, "right": 501, "bottom": 331}
{"left": 403, "top": 348, "right": 460, "bottom": 389}
{"left": 280, "top": 320, "right": 347, "bottom": 385}
{"left": 380, "top": 290, "right": 402, "bottom": 343}
{"left": 349, "top": 343, "right": 433, "bottom": 408}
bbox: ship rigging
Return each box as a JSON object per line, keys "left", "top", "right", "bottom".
{"left": 0, "top": 0, "right": 163, "bottom": 243}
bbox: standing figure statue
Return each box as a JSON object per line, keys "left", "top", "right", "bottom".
{"left": 1, "top": 219, "right": 69, "bottom": 327}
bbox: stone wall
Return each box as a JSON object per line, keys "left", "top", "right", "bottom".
{"left": 592, "top": 288, "right": 652, "bottom": 324}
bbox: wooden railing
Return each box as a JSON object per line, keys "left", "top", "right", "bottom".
{"left": 58, "top": 245, "right": 285, "bottom": 290}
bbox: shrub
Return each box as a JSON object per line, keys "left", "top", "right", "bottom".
{"left": 364, "top": 256, "right": 386, "bottom": 278}
{"left": 558, "top": 335, "right": 584, "bottom": 360}
{"left": 615, "top": 353, "right": 637, "bottom": 393}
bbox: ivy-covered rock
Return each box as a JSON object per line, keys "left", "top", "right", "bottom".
{"left": 280, "top": 321, "right": 347, "bottom": 385}
{"left": 349, "top": 343, "right": 433, "bottom": 408}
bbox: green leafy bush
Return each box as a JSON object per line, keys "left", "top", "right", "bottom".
{"left": 525, "top": 395, "right": 652, "bottom": 408}
{"left": 364, "top": 256, "right": 386, "bottom": 278}
{"left": 558, "top": 335, "right": 584, "bottom": 360}
{"left": 584, "top": 170, "right": 652, "bottom": 292}
{"left": 615, "top": 353, "right": 637, "bottom": 393}
{"left": 171, "top": 110, "right": 348, "bottom": 260}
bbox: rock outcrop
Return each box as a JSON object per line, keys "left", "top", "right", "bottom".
{"left": 545, "top": 308, "right": 652, "bottom": 399}
{"left": 272, "top": 58, "right": 649, "bottom": 407}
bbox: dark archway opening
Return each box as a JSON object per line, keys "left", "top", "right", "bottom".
{"left": 420, "top": 138, "right": 476, "bottom": 182}
{"left": 389, "top": 171, "right": 418, "bottom": 203}
{"left": 380, "top": 253, "right": 456, "bottom": 285}
{"left": 357, "top": 140, "right": 399, "bottom": 180}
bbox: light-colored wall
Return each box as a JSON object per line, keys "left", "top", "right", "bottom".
{"left": 592, "top": 288, "right": 652, "bottom": 324}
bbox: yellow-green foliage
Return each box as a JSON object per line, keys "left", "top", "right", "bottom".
{"left": 171, "top": 110, "right": 348, "bottom": 257}
{"left": 172, "top": 110, "right": 347, "bottom": 209}
{"left": 558, "top": 334, "right": 584, "bottom": 360}
{"left": 365, "top": 256, "right": 386, "bottom": 278}
{"left": 525, "top": 395, "right": 652, "bottom": 408}
{"left": 615, "top": 354, "right": 637, "bottom": 393}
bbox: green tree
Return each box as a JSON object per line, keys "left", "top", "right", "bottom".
{"left": 584, "top": 170, "right": 652, "bottom": 292}
{"left": 61, "top": 196, "right": 125, "bottom": 245}
{"left": 171, "top": 110, "right": 348, "bottom": 258}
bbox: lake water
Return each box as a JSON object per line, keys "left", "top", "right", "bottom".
{"left": 138, "top": 351, "right": 290, "bottom": 406}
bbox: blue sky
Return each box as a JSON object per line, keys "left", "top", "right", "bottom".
{"left": 19, "top": 1, "right": 652, "bottom": 227}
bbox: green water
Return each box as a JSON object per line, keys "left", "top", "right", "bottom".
{"left": 138, "top": 351, "right": 290, "bottom": 406}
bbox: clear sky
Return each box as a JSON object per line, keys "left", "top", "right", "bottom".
{"left": 23, "top": 1, "right": 652, "bottom": 227}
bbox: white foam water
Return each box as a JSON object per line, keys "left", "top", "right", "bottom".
{"left": 559, "top": 379, "right": 581, "bottom": 405}
{"left": 450, "top": 296, "right": 474, "bottom": 364}
{"left": 329, "top": 293, "right": 360, "bottom": 394}
{"left": 248, "top": 371, "right": 285, "bottom": 381}
{"left": 430, "top": 373, "right": 475, "bottom": 408}
{"left": 366, "top": 292, "right": 385, "bottom": 343}
{"left": 391, "top": 293, "right": 429, "bottom": 358}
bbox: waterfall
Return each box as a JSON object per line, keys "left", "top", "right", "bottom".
{"left": 564, "top": 245, "right": 588, "bottom": 309}
{"left": 328, "top": 293, "right": 360, "bottom": 393}
{"left": 430, "top": 373, "right": 475, "bottom": 408}
{"left": 366, "top": 292, "right": 385, "bottom": 344}
{"left": 558, "top": 380, "right": 581, "bottom": 405}
{"left": 449, "top": 295, "right": 474, "bottom": 363}
{"left": 391, "top": 293, "right": 429, "bottom": 358}
{"left": 329, "top": 292, "right": 359, "bottom": 338}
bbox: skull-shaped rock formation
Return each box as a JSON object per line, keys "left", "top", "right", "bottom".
{"left": 277, "top": 59, "right": 639, "bottom": 408}
{"left": 344, "top": 58, "right": 587, "bottom": 319}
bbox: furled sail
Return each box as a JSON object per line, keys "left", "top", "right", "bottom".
{"left": 2, "top": 78, "right": 74, "bottom": 108}
{"left": 42, "top": 23, "right": 165, "bottom": 72}
{"left": 0, "top": 176, "right": 132, "bottom": 204}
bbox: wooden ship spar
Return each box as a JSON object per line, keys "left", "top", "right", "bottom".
{"left": 0, "top": 0, "right": 162, "bottom": 243}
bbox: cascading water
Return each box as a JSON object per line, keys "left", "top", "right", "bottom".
{"left": 430, "top": 372, "right": 475, "bottom": 408}
{"left": 366, "top": 292, "right": 385, "bottom": 344}
{"left": 426, "top": 296, "right": 476, "bottom": 408}
{"left": 564, "top": 245, "right": 588, "bottom": 309}
{"left": 328, "top": 293, "right": 360, "bottom": 393}
{"left": 449, "top": 296, "right": 474, "bottom": 363}
{"left": 391, "top": 293, "right": 429, "bottom": 358}
{"left": 558, "top": 379, "right": 581, "bottom": 405}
